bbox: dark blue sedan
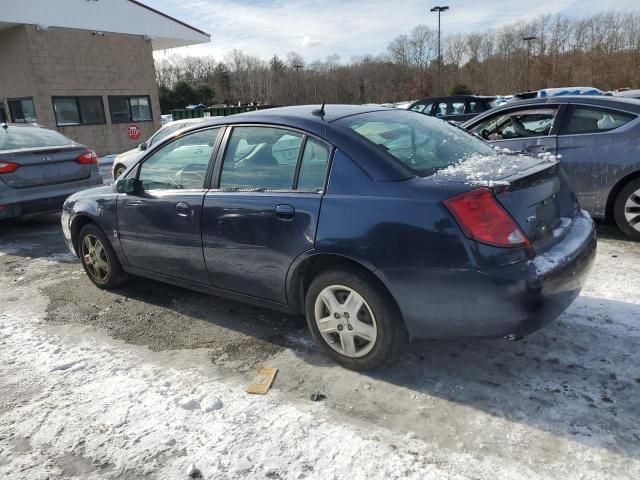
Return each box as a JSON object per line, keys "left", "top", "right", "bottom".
{"left": 62, "top": 105, "right": 596, "bottom": 370}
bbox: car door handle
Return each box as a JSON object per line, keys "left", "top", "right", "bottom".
{"left": 275, "top": 204, "right": 295, "bottom": 219}
{"left": 176, "top": 201, "right": 192, "bottom": 217}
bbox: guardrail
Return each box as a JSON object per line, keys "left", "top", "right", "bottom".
{"left": 169, "top": 105, "right": 275, "bottom": 120}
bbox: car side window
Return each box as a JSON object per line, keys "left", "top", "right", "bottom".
{"left": 297, "top": 138, "right": 330, "bottom": 191}
{"left": 466, "top": 101, "right": 484, "bottom": 114}
{"left": 137, "top": 128, "right": 219, "bottom": 191}
{"left": 559, "top": 106, "right": 636, "bottom": 135}
{"left": 436, "top": 101, "right": 464, "bottom": 117}
{"left": 220, "top": 127, "right": 303, "bottom": 190}
{"left": 410, "top": 102, "right": 433, "bottom": 114}
{"left": 471, "top": 108, "right": 558, "bottom": 140}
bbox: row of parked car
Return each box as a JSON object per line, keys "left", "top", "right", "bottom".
{"left": 394, "top": 91, "right": 640, "bottom": 241}
{"left": 2, "top": 90, "right": 640, "bottom": 241}
{"left": 0, "top": 89, "right": 636, "bottom": 369}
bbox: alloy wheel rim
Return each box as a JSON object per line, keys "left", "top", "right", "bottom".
{"left": 81, "top": 234, "right": 110, "bottom": 282}
{"left": 624, "top": 188, "right": 640, "bottom": 232}
{"left": 115, "top": 166, "right": 125, "bottom": 178}
{"left": 314, "top": 285, "right": 378, "bottom": 358}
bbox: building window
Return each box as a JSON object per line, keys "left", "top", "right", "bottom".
{"left": 8, "top": 98, "right": 37, "bottom": 123}
{"left": 108, "top": 95, "right": 152, "bottom": 123}
{"left": 52, "top": 96, "right": 106, "bottom": 126}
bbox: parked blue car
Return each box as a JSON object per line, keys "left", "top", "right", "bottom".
{"left": 62, "top": 106, "right": 596, "bottom": 369}
{"left": 463, "top": 96, "right": 640, "bottom": 240}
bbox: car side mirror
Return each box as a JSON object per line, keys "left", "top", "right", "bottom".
{"left": 139, "top": 142, "right": 147, "bottom": 151}
{"left": 116, "top": 177, "right": 142, "bottom": 195}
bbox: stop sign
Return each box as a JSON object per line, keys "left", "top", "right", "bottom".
{"left": 127, "top": 124, "right": 141, "bottom": 141}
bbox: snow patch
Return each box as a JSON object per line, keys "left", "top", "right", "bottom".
{"left": 2, "top": 262, "right": 507, "bottom": 479}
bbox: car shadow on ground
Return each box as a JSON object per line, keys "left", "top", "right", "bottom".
{"left": 49, "top": 259, "right": 639, "bottom": 462}
{"left": 0, "top": 214, "right": 69, "bottom": 259}
{"left": 6, "top": 213, "right": 640, "bottom": 461}
{"left": 370, "top": 294, "right": 640, "bottom": 457}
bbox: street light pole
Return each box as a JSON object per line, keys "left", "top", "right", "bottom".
{"left": 523, "top": 35, "right": 537, "bottom": 92}
{"left": 430, "top": 5, "right": 449, "bottom": 96}
{"left": 293, "top": 63, "right": 303, "bottom": 104}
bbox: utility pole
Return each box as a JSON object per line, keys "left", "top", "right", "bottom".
{"left": 430, "top": 5, "right": 449, "bottom": 96}
{"left": 293, "top": 62, "right": 303, "bottom": 104}
{"left": 523, "top": 35, "right": 537, "bottom": 92}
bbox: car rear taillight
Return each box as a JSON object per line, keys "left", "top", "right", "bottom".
{"left": 443, "top": 187, "right": 529, "bottom": 248}
{"left": 0, "top": 161, "right": 19, "bottom": 174}
{"left": 76, "top": 150, "right": 97, "bottom": 165}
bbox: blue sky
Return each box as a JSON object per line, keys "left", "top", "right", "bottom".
{"left": 147, "top": 0, "right": 640, "bottom": 61}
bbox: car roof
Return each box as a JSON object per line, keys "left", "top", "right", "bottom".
{"left": 614, "top": 89, "right": 640, "bottom": 98}
{"left": 161, "top": 117, "right": 208, "bottom": 129}
{"left": 1, "top": 122, "right": 45, "bottom": 129}
{"left": 234, "top": 104, "right": 389, "bottom": 123}
{"left": 486, "top": 95, "right": 640, "bottom": 112}
{"left": 183, "top": 105, "right": 390, "bottom": 133}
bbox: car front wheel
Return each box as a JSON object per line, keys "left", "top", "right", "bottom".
{"left": 305, "top": 269, "right": 405, "bottom": 370}
{"left": 78, "top": 223, "right": 127, "bottom": 289}
{"left": 614, "top": 177, "right": 640, "bottom": 241}
{"left": 113, "top": 164, "right": 126, "bottom": 180}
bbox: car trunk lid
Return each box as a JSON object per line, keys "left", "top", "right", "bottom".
{"left": 0, "top": 146, "right": 92, "bottom": 188}
{"left": 435, "top": 153, "right": 578, "bottom": 252}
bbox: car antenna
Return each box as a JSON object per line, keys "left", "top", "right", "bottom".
{"left": 312, "top": 101, "right": 326, "bottom": 119}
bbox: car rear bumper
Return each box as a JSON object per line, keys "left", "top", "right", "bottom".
{"left": 380, "top": 211, "right": 597, "bottom": 339}
{"left": 0, "top": 173, "right": 103, "bottom": 220}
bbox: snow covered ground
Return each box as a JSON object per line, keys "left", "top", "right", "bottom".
{"left": 1, "top": 216, "right": 639, "bottom": 479}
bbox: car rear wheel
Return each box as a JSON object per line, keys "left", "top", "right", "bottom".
{"left": 614, "top": 178, "right": 640, "bottom": 241}
{"left": 113, "top": 164, "right": 126, "bottom": 180}
{"left": 79, "top": 223, "right": 127, "bottom": 289}
{"left": 305, "top": 269, "right": 405, "bottom": 370}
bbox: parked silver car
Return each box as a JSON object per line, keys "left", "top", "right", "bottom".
{"left": 463, "top": 96, "right": 640, "bottom": 240}
{"left": 0, "top": 123, "right": 102, "bottom": 220}
{"left": 111, "top": 118, "right": 210, "bottom": 180}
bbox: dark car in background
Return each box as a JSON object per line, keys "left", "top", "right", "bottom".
{"left": 62, "top": 106, "right": 596, "bottom": 370}
{"left": 407, "top": 95, "right": 495, "bottom": 122}
{"left": 463, "top": 96, "right": 640, "bottom": 240}
{"left": 0, "top": 124, "right": 103, "bottom": 220}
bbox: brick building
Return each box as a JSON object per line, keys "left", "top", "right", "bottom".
{"left": 0, "top": 0, "right": 209, "bottom": 155}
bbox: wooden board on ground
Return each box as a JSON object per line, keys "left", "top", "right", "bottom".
{"left": 246, "top": 367, "right": 278, "bottom": 395}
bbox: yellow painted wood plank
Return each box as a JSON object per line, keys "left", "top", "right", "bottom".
{"left": 246, "top": 367, "right": 278, "bottom": 395}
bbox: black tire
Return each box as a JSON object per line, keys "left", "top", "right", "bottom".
{"left": 78, "top": 223, "right": 127, "bottom": 289}
{"left": 305, "top": 268, "right": 406, "bottom": 370}
{"left": 113, "top": 164, "right": 126, "bottom": 181}
{"left": 613, "top": 177, "right": 640, "bottom": 241}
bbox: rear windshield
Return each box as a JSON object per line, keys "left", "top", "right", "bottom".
{"left": 0, "top": 126, "right": 75, "bottom": 151}
{"left": 339, "top": 110, "right": 495, "bottom": 177}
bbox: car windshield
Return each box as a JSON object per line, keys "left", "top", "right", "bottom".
{"left": 0, "top": 126, "right": 75, "bottom": 151}
{"left": 339, "top": 110, "right": 495, "bottom": 177}
{"left": 148, "top": 123, "right": 185, "bottom": 147}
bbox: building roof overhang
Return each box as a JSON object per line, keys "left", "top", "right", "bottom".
{"left": 0, "top": 0, "right": 210, "bottom": 50}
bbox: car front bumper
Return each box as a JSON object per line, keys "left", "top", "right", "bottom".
{"left": 381, "top": 211, "right": 597, "bottom": 339}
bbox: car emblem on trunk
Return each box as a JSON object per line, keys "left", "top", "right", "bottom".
{"left": 526, "top": 215, "right": 537, "bottom": 223}
{"left": 43, "top": 156, "right": 54, "bottom": 161}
